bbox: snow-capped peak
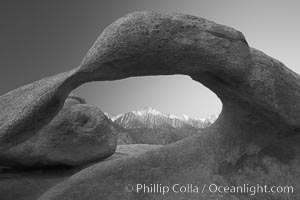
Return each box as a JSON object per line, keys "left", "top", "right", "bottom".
{"left": 193, "top": 114, "right": 219, "bottom": 122}
{"left": 168, "top": 114, "right": 178, "bottom": 119}
{"left": 107, "top": 107, "right": 218, "bottom": 129}
{"left": 182, "top": 114, "right": 189, "bottom": 121}
{"left": 132, "top": 107, "right": 162, "bottom": 116}
{"left": 110, "top": 113, "right": 124, "bottom": 121}
{"left": 168, "top": 114, "right": 189, "bottom": 121}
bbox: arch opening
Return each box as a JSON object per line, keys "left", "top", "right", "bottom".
{"left": 73, "top": 74, "right": 222, "bottom": 145}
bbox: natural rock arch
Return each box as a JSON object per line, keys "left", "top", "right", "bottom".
{"left": 0, "top": 11, "right": 299, "bottom": 199}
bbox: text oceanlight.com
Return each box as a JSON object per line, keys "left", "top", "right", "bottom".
{"left": 124, "top": 183, "right": 294, "bottom": 196}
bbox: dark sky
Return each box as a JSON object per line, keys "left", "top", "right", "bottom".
{"left": 1, "top": 0, "right": 299, "bottom": 118}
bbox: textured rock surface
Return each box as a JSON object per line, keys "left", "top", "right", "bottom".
{"left": 0, "top": 94, "right": 117, "bottom": 168}
{"left": 0, "top": 11, "right": 299, "bottom": 200}
{"left": 0, "top": 169, "right": 71, "bottom": 200}
{"left": 0, "top": 71, "right": 79, "bottom": 151}
{"left": 0, "top": 144, "right": 160, "bottom": 200}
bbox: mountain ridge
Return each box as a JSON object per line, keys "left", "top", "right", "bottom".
{"left": 105, "top": 107, "right": 218, "bottom": 129}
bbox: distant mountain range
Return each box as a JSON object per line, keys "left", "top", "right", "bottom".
{"left": 107, "top": 107, "right": 218, "bottom": 129}
{"left": 105, "top": 108, "right": 218, "bottom": 145}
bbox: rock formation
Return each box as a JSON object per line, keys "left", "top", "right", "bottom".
{"left": 0, "top": 11, "right": 299, "bottom": 199}
{"left": 0, "top": 94, "right": 117, "bottom": 168}
{"left": 0, "top": 144, "right": 159, "bottom": 200}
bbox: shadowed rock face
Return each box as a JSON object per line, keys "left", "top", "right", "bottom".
{"left": 0, "top": 94, "right": 117, "bottom": 168}
{"left": 0, "top": 144, "right": 158, "bottom": 200}
{"left": 0, "top": 11, "right": 299, "bottom": 199}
